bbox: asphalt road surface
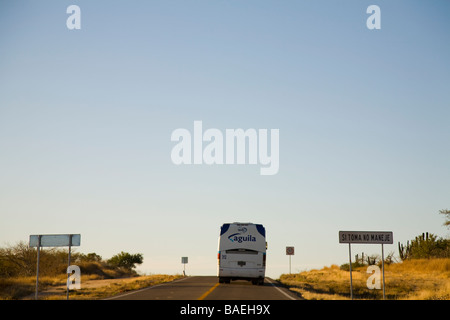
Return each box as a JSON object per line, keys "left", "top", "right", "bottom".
{"left": 104, "top": 276, "right": 299, "bottom": 300}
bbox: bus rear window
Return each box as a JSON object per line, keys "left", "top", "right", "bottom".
{"left": 226, "top": 249, "right": 258, "bottom": 255}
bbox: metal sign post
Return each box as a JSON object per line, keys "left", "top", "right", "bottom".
{"left": 66, "top": 234, "right": 72, "bottom": 300}
{"left": 348, "top": 243, "right": 353, "bottom": 300}
{"left": 29, "top": 234, "right": 81, "bottom": 300}
{"left": 339, "top": 231, "right": 393, "bottom": 300}
{"left": 381, "top": 243, "right": 385, "bottom": 299}
{"left": 34, "top": 235, "right": 41, "bottom": 301}
{"left": 286, "top": 247, "right": 294, "bottom": 274}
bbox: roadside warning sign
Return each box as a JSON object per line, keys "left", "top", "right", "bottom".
{"left": 286, "top": 246, "right": 294, "bottom": 255}
{"left": 339, "top": 231, "right": 393, "bottom": 244}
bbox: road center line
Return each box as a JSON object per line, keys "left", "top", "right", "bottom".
{"left": 197, "top": 282, "right": 220, "bottom": 300}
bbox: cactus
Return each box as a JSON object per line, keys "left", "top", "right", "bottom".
{"left": 398, "top": 240, "right": 411, "bottom": 261}
{"left": 366, "top": 255, "right": 377, "bottom": 265}
{"left": 398, "top": 232, "right": 448, "bottom": 260}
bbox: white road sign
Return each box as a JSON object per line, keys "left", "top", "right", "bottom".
{"left": 29, "top": 234, "right": 81, "bottom": 247}
{"left": 339, "top": 231, "right": 393, "bottom": 244}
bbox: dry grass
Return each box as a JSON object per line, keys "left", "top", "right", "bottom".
{"left": 0, "top": 275, "right": 68, "bottom": 300}
{"left": 1, "top": 274, "right": 184, "bottom": 300}
{"left": 279, "top": 259, "right": 450, "bottom": 300}
{"left": 43, "top": 274, "right": 184, "bottom": 300}
{"left": 40, "top": 274, "right": 185, "bottom": 300}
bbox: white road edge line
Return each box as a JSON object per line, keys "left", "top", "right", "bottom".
{"left": 266, "top": 278, "right": 297, "bottom": 300}
{"left": 102, "top": 276, "right": 192, "bottom": 300}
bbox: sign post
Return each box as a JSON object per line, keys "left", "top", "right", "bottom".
{"left": 381, "top": 243, "right": 386, "bottom": 299}
{"left": 348, "top": 243, "right": 353, "bottom": 300}
{"left": 339, "top": 231, "right": 393, "bottom": 300}
{"left": 29, "top": 234, "right": 81, "bottom": 300}
{"left": 181, "top": 257, "right": 188, "bottom": 276}
{"left": 66, "top": 234, "right": 73, "bottom": 300}
{"left": 34, "top": 235, "right": 41, "bottom": 301}
{"left": 285, "top": 247, "right": 294, "bottom": 274}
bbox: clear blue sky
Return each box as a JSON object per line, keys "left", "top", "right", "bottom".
{"left": 1, "top": 1, "right": 449, "bottom": 278}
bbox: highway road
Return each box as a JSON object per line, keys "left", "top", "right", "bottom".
{"left": 104, "top": 276, "right": 299, "bottom": 300}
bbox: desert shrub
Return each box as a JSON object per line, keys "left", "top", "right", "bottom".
{"left": 0, "top": 243, "right": 142, "bottom": 279}
{"left": 107, "top": 251, "right": 143, "bottom": 271}
{"left": 399, "top": 233, "right": 450, "bottom": 260}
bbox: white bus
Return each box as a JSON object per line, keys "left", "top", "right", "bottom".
{"left": 217, "top": 222, "right": 266, "bottom": 285}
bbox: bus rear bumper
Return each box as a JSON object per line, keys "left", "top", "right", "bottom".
{"left": 218, "top": 267, "right": 265, "bottom": 283}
